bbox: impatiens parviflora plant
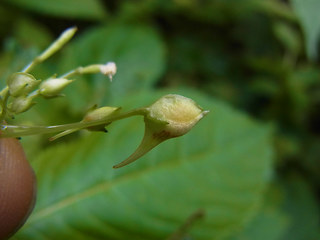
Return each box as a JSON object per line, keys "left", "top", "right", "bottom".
{"left": 0, "top": 27, "right": 208, "bottom": 168}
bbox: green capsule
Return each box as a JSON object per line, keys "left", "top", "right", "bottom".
{"left": 113, "top": 94, "right": 209, "bottom": 168}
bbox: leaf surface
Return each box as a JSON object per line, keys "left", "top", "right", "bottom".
{"left": 4, "top": 0, "right": 107, "bottom": 20}
{"left": 15, "top": 89, "right": 273, "bottom": 240}
{"left": 292, "top": 0, "right": 320, "bottom": 60}
{"left": 228, "top": 174, "right": 320, "bottom": 240}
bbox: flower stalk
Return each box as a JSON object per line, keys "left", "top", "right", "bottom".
{"left": 0, "top": 108, "right": 146, "bottom": 138}
{"left": 0, "top": 27, "right": 117, "bottom": 121}
{"left": 0, "top": 26, "right": 209, "bottom": 169}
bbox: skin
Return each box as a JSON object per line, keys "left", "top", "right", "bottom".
{"left": 0, "top": 138, "right": 36, "bottom": 240}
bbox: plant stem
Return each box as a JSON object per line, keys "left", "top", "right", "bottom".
{"left": 60, "top": 64, "right": 102, "bottom": 79}
{"left": 0, "top": 87, "right": 10, "bottom": 122}
{"left": 166, "top": 209, "right": 205, "bottom": 240}
{"left": 0, "top": 108, "right": 147, "bottom": 138}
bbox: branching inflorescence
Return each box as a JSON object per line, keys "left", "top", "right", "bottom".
{"left": 0, "top": 27, "right": 208, "bottom": 168}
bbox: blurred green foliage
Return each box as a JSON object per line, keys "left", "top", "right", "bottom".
{"left": 0, "top": 0, "right": 319, "bottom": 239}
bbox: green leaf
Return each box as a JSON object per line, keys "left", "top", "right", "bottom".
{"left": 227, "top": 175, "right": 320, "bottom": 240}
{"left": 279, "top": 174, "right": 320, "bottom": 240}
{"left": 15, "top": 89, "right": 273, "bottom": 240}
{"left": 4, "top": 0, "right": 107, "bottom": 20}
{"left": 273, "top": 22, "right": 301, "bottom": 55}
{"left": 291, "top": 0, "right": 320, "bottom": 60}
{"left": 14, "top": 18, "right": 53, "bottom": 49}
{"left": 254, "top": 0, "right": 296, "bottom": 20}
{"left": 58, "top": 24, "right": 166, "bottom": 112}
{"left": 228, "top": 183, "right": 290, "bottom": 240}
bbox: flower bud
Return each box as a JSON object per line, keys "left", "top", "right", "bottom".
{"left": 39, "top": 78, "right": 73, "bottom": 98}
{"left": 38, "top": 27, "right": 77, "bottom": 62}
{"left": 100, "top": 62, "right": 117, "bottom": 81}
{"left": 83, "top": 106, "right": 121, "bottom": 132}
{"left": 9, "top": 96, "right": 36, "bottom": 114}
{"left": 7, "top": 73, "right": 40, "bottom": 97}
{"left": 49, "top": 106, "right": 121, "bottom": 141}
{"left": 83, "top": 106, "right": 120, "bottom": 122}
{"left": 113, "top": 94, "right": 208, "bottom": 168}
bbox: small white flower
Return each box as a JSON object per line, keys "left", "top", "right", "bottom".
{"left": 100, "top": 62, "right": 117, "bottom": 81}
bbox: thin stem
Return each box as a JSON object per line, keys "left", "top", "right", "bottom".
{"left": 60, "top": 64, "right": 102, "bottom": 79}
{"left": 22, "top": 57, "right": 40, "bottom": 73}
{"left": 166, "top": 209, "right": 205, "bottom": 240}
{"left": 0, "top": 108, "right": 147, "bottom": 138}
{"left": 0, "top": 87, "right": 10, "bottom": 122}
{"left": 0, "top": 86, "right": 9, "bottom": 97}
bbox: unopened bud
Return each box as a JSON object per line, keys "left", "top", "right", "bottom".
{"left": 83, "top": 106, "right": 119, "bottom": 122}
{"left": 9, "top": 96, "right": 36, "bottom": 114}
{"left": 49, "top": 106, "right": 121, "bottom": 141}
{"left": 39, "top": 78, "right": 73, "bottom": 98}
{"left": 38, "top": 27, "right": 77, "bottom": 62}
{"left": 113, "top": 94, "right": 208, "bottom": 168}
{"left": 7, "top": 72, "right": 40, "bottom": 97}
{"left": 83, "top": 106, "right": 121, "bottom": 132}
{"left": 100, "top": 62, "right": 117, "bottom": 81}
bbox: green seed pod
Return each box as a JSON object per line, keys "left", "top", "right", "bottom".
{"left": 146, "top": 94, "right": 208, "bottom": 137}
{"left": 113, "top": 94, "right": 208, "bottom": 168}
